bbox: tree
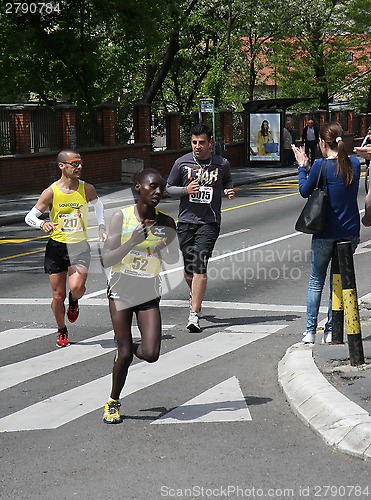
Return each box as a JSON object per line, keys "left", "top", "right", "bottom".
{"left": 272, "top": 0, "right": 370, "bottom": 111}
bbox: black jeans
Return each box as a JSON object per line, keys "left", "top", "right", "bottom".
{"left": 305, "top": 140, "right": 318, "bottom": 166}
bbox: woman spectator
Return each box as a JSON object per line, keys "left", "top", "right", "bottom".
{"left": 292, "top": 122, "right": 360, "bottom": 344}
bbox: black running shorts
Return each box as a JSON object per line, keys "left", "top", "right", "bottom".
{"left": 107, "top": 272, "right": 161, "bottom": 312}
{"left": 44, "top": 239, "right": 91, "bottom": 274}
{"left": 176, "top": 222, "right": 220, "bottom": 275}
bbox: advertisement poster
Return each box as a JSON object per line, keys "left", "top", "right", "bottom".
{"left": 249, "top": 112, "right": 281, "bottom": 162}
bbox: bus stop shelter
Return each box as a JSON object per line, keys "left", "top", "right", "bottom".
{"left": 243, "top": 98, "right": 315, "bottom": 166}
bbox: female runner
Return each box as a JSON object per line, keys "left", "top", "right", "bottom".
{"left": 101, "top": 168, "right": 179, "bottom": 423}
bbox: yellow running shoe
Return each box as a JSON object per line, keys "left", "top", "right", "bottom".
{"left": 103, "top": 399, "right": 122, "bottom": 424}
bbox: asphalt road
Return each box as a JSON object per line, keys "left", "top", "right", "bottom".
{"left": 1, "top": 178, "right": 370, "bottom": 500}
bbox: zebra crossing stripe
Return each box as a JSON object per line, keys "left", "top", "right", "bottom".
{"left": 0, "top": 325, "right": 175, "bottom": 392}
{"left": 0, "top": 328, "right": 55, "bottom": 350}
{"left": 0, "top": 328, "right": 284, "bottom": 432}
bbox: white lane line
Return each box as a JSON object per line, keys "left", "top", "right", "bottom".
{"left": 0, "top": 325, "right": 175, "bottom": 390}
{"left": 0, "top": 328, "right": 55, "bottom": 350}
{"left": 0, "top": 328, "right": 276, "bottom": 432}
{"left": 69, "top": 232, "right": 303, "bottom": 298}
{"left": 219, "top": 229, "right": 250, "bottom": 238}
{"left": 160, "top": 232, "right": 301, "bottom": 277}
{"left": 152, "top": 376, "right": 252, "bottom": 424}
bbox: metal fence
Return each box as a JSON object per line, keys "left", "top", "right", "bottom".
{"left": 0, "top": 107, "right": 12, "bottom": 155}
{"left": 30, "top": 106, "right": 59, "bottom": 152}
{"left": 115, "top": 106, "right": 134, "bottom": 145}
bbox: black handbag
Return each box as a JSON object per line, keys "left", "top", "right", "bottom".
{"left": 295, "top": 160, "right": 327, "bottom": 234}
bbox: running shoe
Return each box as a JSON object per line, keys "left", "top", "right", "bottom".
{"left": 302, "top": 332, "right": 316, "bottom": 344}
{"left": 67, "top": 291, "right": 79, "bottom": 323}
{"left": 103, "top": 400, "right": 122, "bottom": 424}
{"left": 56, "top": 327, "right": 69, "bottom": 348}
{"left": 187, "top": 312, "right": 201, "bottom": 333}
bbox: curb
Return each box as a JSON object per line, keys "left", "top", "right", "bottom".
{"left": 278, "top": 343, "right": 371, "bottom": 461}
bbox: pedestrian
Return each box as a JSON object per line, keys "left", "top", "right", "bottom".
{"left": 302, "top": 119, "right": 319, "bottom": 166}
{"left": 215, "top": 136, "right": 226, "bottom": 158}
{"left": 166, "top": 123, "right": 235, "bottom": 333}
{"left": 25, "top": 149, "right": 107, "bottom": 348}
{"left": 287, "top": 121, "right": 297, "bottom": 165}
{"left": 292, "top": 122, "right": 360, "bottom": 344}
{"left": 360, "top": 126, "right": 371, "bottom": 168}
{"left": 354, "top": 145, "right": 371, "bottom": 162}
{"left": 282, "top": 124, "right": 293, "bottom": 167}
{"left": 101, "top": 168, "right": 179, "bottom": 424}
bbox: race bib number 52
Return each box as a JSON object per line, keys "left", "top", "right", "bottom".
{"left": 189, "top": 186, "right": 213, "bottom": 204}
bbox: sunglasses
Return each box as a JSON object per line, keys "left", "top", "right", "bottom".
{"left": 62, "top": 161, "right": 83, "bottom": 168}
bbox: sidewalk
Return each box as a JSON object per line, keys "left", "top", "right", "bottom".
{"left": 1, "top": 163, "right": 370, "bottom": 461}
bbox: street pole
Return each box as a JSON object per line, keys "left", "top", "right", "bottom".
{"left": 336, "top": 241, "right": 365, "bottom": 366}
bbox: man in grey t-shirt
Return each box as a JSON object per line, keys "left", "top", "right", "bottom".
{"left": 166, "top": 124, "right": 235, "bottom": 332}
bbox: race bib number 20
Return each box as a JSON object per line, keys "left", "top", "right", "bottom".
{"left": 189, "top": 186, "right": 213, "bottom": 204}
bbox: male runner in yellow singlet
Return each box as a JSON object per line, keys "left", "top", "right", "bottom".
{"left": 25, "top": 149, "right": 107, "bottom": 347}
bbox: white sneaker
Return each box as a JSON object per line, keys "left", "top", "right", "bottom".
{"left": 302, "top": 333, "right": 316, "bottom": 344}
{"left": 187, "top": 312, "right": 201, "bottom": 333}
{"left": 322, "top": 333, "right": 332, "bottom": 344}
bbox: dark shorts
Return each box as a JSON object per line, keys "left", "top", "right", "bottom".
{"left": 177, "top": 222, "right": 220, "bottom": 275}
{"left": 107, "top": 272, "right": 161, "bottom": 312}
{"left": 44, "top": 239, "right": 91, "bottom": 275}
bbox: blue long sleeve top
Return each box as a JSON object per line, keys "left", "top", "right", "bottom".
{"left": 297, "top": 157, "right": 360, "bottom": 239}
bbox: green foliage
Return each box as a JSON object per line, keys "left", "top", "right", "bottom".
{"left": 0, "top": 0, "right": 369, "bottom": 116}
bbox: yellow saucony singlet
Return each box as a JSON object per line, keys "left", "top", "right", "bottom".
{"left": 49, "top": 181, "right": 89, "bottom": 244}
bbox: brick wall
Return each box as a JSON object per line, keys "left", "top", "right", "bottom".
{"left": 0, "top": 141, "right": 247, "bottom": 195}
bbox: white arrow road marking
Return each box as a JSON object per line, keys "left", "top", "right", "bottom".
{"left": 354, "top": 239, "right": 371, "bottom": 254}
{"left": 151, "top": 376, "right": 252, "bottom": 424}
{"left": 0, "top": 328, "right": 55, "bottom": 350}
{"left": 0, "top": 328, "right": 283, "bottom": 432}
{"left": 0, "top": 326, "right": 175, "bottom": 391}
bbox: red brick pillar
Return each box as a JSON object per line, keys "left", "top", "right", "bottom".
{"left": 96, "top": 103, "right": 116, "bottom": 146}
{"left": 165, "top": 112, "right": 181, "bottom": 150}
{"left": 359, "top": 114, "right": 367, "bottom": 137}
{"left": 55, "top": 104, "right": 77, "bottom": 149}
{"left": 9, "top": 106, "right": 31, "bottom": 154}
{"left": 219, "top": 109, "right": 233, "bottom": 144}
{"left": 318, "top": 110, "right": 328, "bottom": 126}
{"left": 332, "top": 110, "right": 341, "bottom": 123}
{"left": 346, "top": 109, "right": 354, "bottom": 133}
{"left": 191, "top": 111, "right": 199, "bottom": 125}
{"left": 133, "top": 102, "right": 151, "bottom": 144}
